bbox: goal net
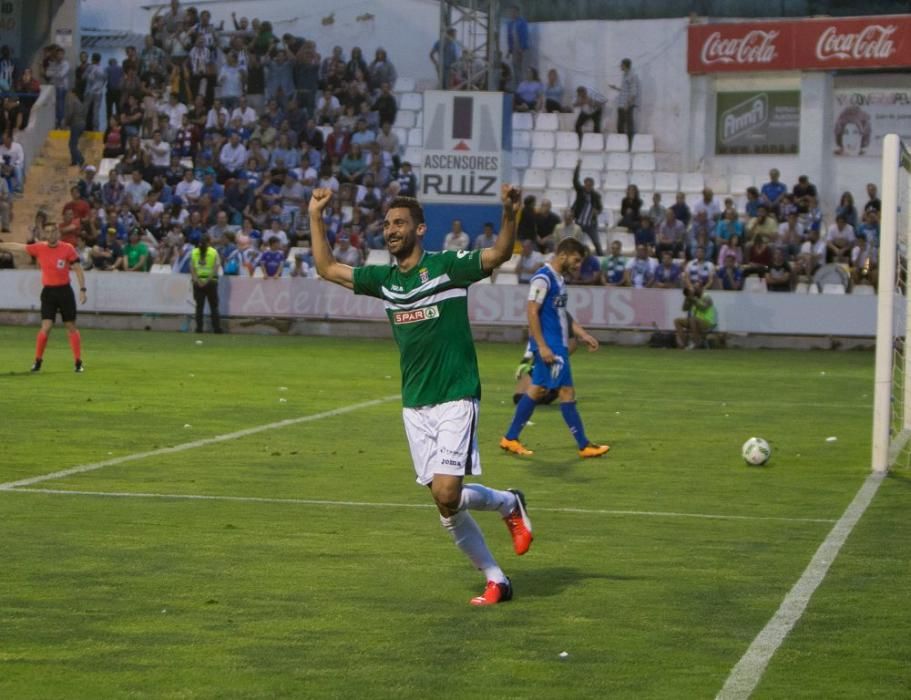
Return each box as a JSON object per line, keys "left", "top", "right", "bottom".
{"left": 872, "top": 133, "right": 911, "bottom": 472}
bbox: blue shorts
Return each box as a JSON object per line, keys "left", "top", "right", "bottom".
{"left": 530, "top": 349, "right": 573, "bottom": 390}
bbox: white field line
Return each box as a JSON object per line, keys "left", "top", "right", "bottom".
{"left": 5, "top": 487, "right": 836, "bottom": 524}
{"left": 716, "top": 472, "right": 885, "bottom": 700}
{"left": 0, "top": 396, "right": 400, "bottom": 491}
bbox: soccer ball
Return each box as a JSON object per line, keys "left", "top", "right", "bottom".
{"left": 742, "top": 437, "right": 771, "bottom": 466}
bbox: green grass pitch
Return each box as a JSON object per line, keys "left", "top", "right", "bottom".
{"left": 0, "top": 326, "right": 908, "bottom": 699}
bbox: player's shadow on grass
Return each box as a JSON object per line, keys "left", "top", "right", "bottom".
{"left": 515, "top": 566, "right": 641, "bottom": 598}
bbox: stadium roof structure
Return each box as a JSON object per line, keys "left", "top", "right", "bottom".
{"left": 80, "top": 28, "right": 148, "bottom": 50}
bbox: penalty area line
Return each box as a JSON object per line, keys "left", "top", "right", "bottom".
{"left": 716, "top": 471, "right": 885, "bottom": 700}
{"left": 4, "top": 487, "right": 836, "bottom": 524}
{"left": 0, "top": 395, "right": 400, "bottom": 491}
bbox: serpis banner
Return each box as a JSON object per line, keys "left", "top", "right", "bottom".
{"left": 420, "top": 91, "right": 508, "bottom": 204}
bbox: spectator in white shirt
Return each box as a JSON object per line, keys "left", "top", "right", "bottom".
{"left": 0, "top": 132, "right": 25, "bottom": 191}
{"left": 333, "top": 231, "right": 363, "bottom": 267}
{"left": 217, "top": 53, "right": 245, "bottom": 110}
{"left": 443, "top": 219, "right": 470, "bottom": 251}
{"left": 175, "top": 168, "right": 202, "bottom": 206}
{"left": 826, "top": 214, "right": 856, "bottom": 264}
{"left": 219, "top": 132, "right": 247, "bottom": 177}
{"left": 517, "top": 238, "right": 545, "bottom": 282}
{"left": 692, "top": 188, "right": 722, "bottom": 223}
{"left": 231, "top": 96, "right": 257, "bottom": 128}
{"left": 205, "top": 99, "right": 229, "bottom": 129}
{"left": 124, "top": 169, "right": 152, "bottom": 209}
{"left": 163, "top": 92, "right": 188, "bottom": 130}
{"left": 472, "top": 222, "right": 498, "bottom": 250}
{"left": 146, "top": 130, "right": 172, "bottom": 169}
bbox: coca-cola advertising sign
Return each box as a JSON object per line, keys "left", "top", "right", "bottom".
{"left": 689, "top": 15, "right": 911, "bottom": 74}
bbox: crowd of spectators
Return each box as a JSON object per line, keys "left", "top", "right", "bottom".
{"left": 7, "top": 2, "right": 882, "bottom": 296}
{"left": 502, "top": 168, "right": 880, "bottom": 292}
{"left": 31, "top": 0, "right": 417, "bottom": 277}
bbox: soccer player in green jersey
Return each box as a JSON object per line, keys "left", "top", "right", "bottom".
{"left": 308, "top": 185, "right": 534, "bottom": 606}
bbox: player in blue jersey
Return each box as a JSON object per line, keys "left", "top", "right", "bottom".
{"left": 500, "top": 238, "right": 610, "bottom": 458}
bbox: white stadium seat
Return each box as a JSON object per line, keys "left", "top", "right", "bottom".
{"left": 606, "top": 152, "right": 631, "bottom": 172}
{"left": 556, "top": 131, "right": 578, "bottom": 151}
{"left": 580, "top": 153, "right": 604, "bottom": 171}
{"left": 544, "top": 189, "right": 569, "bottom": 209}
{"left": 98, "top": 158, "right": 120, "bottom": 179}
{"left": 530, "top": 150, "right": 555, "bottom": 169}
{"left": 604, "top": 191, "right": 624, "bottom": 211}
{"left": 407, "top": 128, "right": 423, "bottom": 146}
{"left": 522, "top": 168, "right": 547, "bottom": 190}
{"left": 794, "top": 282, "right": 811, "bottom": 294}
{"left": 400, "top": 92, "right": 422, "bottom": 111}
{"left": 150, "top": 264, "right": 171, "bottom": 274}
{"left": 513, "top": 130, "right": 532, "bottom": 149}
{"left": 395, "top": 77, "right": 416, "bottom": 92}
{"left": 512, "top": 149, "right": 530, "bottom": 169}
{"left": 547, "top": 169, "right": 573, "bottom": 189}
{"left": 531, "top": 131, "right": 556, "bottom": 150}
{"left": 534, "top": 113, "right": 559, "bottom": 131}
{"left": 494, "top": 272, "right": 520, "bottom": 285}
{"left": 654, "top": 171, "right": 679, "bottom": 192}
{"left": 414, "top": 111, "right": 422, "bottom": 128}
{"left": 852, "top": 284, "right": 875, "bottom": 295}
{"left": 403, "top": 146, "right": 422, "bottom": 164}
{"left": 605, "top": 134, "right": 629, "bottom": 153}
{"left": 730, "top": 174, "right": 754, "bottom": 194}
{"left": 631, "top": 153, "right": 656, "bottom": 172}
{"left": 395, "top": 110, "right": 416, "bottom": 128}
{"left": 604, "top": 171, "right": 628, "bottom": 191}
{"left": 393, "top": 127, "right": 409, "bottom": 147}
{"left": 680, "top": 172, "right": 705, "bottom": 194}
{"left": 630, "top": 172, "right": 654, "bottom": 191}
{"left": 822, "top": 283, "right": 846, "bottom": 295}
{"left": 743, "top": 277, "right": 767, "bottom": 293}
{"left": 631, "top": 134, "right": 655, "bottom": 153}
{"left": 512, "top": 112, "right": 534, "bottom": 131}
{"left": 580, "top": 132, "right": 604, "bottom": 152}
{"left": 556, "top": 150, "right": 579, "bottom": 169}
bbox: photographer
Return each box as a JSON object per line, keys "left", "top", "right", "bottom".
{"left": 674, "top": 282, "right": 716, "bottom": 350}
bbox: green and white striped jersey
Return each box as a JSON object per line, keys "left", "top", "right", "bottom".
{"left": 352, "top": 249, "right": 490, "bottom": 408}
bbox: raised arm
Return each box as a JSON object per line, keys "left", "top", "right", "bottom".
{"left": 308, "top": 188, "right": 354, "bottom": 289}
{"left": 0, "top": 241, "right": 27, "bottom": 251}
{"left": 481, "top": 183, "right": 520, "bottom": 272}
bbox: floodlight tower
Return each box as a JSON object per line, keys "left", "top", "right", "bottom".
{"left": 437, "top": 0, "right": 502, "bottom": 91}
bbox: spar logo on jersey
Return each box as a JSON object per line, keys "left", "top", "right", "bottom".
{"left": 57, "top": 259, "right": 66, "bottom": 269}
{"left": 392, "top": 305, "right": 440, "bottom": 325}
{"left": 419, "top": 267, "right": 430, "bottom": 284}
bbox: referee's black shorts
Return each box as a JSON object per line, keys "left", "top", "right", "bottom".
{"left": 41, "top": 284, "right": 77, "bottom": 323}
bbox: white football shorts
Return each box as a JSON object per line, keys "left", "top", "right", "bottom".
{"left": 402, "top": 398, "right": 482, "bottom": 485}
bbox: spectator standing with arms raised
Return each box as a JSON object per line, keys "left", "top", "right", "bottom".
{"left": 307, "top": 184, "right": 534, "bottom": 607}
{"left": 571, "top": 160, "right": 603, "bottom": 255}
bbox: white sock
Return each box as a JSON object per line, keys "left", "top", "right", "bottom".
{"left": 459, "top": 483, "right": 517, "bottom": 518}
{"left": 440, "top": 511, "right": 507, "bottom": 584}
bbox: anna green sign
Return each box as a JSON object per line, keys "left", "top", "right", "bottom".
{"left": 715, "top": 91, "right": 800, "bottom": 155}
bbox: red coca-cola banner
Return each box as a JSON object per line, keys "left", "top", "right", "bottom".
{"left": 688, "top": 15, "right": 911, "bottom": 74}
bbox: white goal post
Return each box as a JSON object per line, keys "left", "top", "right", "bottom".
{"left": 871, "top": 133, "right": 911, "bottom": 472}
